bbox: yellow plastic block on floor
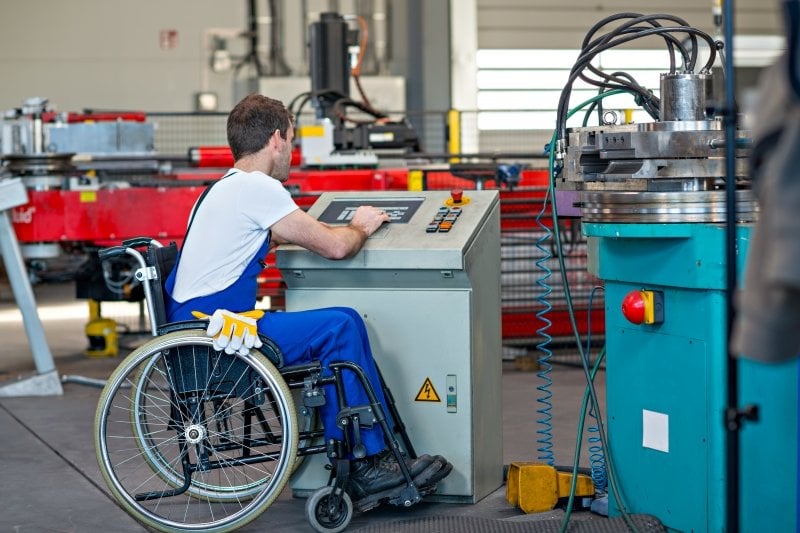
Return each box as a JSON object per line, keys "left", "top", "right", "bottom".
{"left": 84, "top": 300, "right": 118, "bottom": 358}
{"left": 506, "top": 462, "right": 594, "bottom": 514}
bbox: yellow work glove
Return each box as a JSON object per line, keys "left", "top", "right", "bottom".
{"left": 191, "top": 309, "right": 265, "bottom": 356}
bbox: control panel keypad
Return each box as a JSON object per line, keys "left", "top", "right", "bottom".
{"left": 427, "top": 205, "right": 463, "bottom": 233}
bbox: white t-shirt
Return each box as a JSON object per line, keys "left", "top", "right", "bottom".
{"left": 171, "top": 168, "right": 298, "bottom": 303}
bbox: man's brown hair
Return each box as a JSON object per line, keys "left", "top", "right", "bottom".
{"left": 227, "top": 94, "right": 293, "bottom": 161}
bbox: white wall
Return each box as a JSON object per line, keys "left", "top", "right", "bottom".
{"left": 0, "top": 0, "right": 415, "bottom": 114}
{"left": 0, "top": 0, "right": 785, "bottom": 115}
{"left": 0, "top": 0, "right": 251, "bottom": 112}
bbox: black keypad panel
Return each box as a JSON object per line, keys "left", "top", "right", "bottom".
{"left": 427, "top": 206, "right": 463, "bottom": 233}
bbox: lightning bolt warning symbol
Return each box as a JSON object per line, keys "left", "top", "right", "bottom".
{"left": 414, "top": 377, "right": 441, "bottom": 402}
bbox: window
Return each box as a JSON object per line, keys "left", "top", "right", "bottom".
{"left": 476, "top": 37, "right": 785, "bottom": 132}
{"left": 476, "top": 49, "right": 669, "bottom": 131}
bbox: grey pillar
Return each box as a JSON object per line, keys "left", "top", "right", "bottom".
{"left": 0, "top": 178, "right": 62, "bottom": 396}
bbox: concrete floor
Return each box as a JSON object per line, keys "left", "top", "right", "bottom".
{"left": 0, "top": 281, "right": 609, "bottom": 532}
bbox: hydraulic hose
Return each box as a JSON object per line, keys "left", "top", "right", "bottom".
{"left": 545, "top": 89, "right": 639, "bottom": 532}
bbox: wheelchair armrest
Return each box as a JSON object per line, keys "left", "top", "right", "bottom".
{"left": 156, "top": 320, "right": 209, "bottom": 335}
{"left": 280, "top": 361, "right": 323, "bottom": 380}
{"left": 256, "top": 335, "right": 284, "bottom": 369}
{"left": 155, "top": 320, "right": 285, "bottom": 368}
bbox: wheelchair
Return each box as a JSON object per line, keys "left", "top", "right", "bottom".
{"left": 93, "top": 237, "right": 435, "bottom": 533}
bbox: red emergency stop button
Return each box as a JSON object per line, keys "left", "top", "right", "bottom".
{"left": 451, "top": 189, "right": 463, "bottom": 204}
{"left": 621, "top": 289, "right": 664, "bottom": 325}
{"left": 621, "top": 291, "right": 646, "bottom": 324}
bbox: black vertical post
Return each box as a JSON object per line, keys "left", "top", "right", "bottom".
{"left": 722, "top": 0, "right": 740, "bottom": 531}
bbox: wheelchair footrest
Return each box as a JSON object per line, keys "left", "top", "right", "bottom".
{"left": 352, "top": 482, "right": 437, "bottom": 514}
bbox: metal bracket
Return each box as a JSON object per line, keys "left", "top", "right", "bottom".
{"left": 337, "top": 405, "right": 378, "bottom": 429}
{"left": 135, "top": 265, "right": 158, "bottom": 282}
{"left": 725, "top": 403, "right": 759, "bottom": 431}
{"left": 302, "top": 377, "right": 326, "bottom": 407}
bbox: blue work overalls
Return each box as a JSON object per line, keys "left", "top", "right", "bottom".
{"left": 165, "top": 231, "right": 391, "bottom": 457}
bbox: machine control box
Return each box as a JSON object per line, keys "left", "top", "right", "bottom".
{"left": 278, "top": 190, "right": 503, "bottom": 503}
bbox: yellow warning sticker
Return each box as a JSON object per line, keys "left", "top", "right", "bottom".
{"left": 79, "top": 191, "right": 97, "bottom": 203}
{"left": 414, "top": 377, "right": 441, "bottom": 402}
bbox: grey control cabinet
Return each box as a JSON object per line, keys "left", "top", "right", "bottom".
{"left": 276, "top": 190, "right": 502, "bottom": 503}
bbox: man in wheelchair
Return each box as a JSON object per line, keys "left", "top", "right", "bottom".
{"left": 163, "top": 93, "right": 452, "bottom": 507}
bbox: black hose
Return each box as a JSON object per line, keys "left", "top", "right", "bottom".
{"left": 234, "top": 0, "right": 264, "bottom": 77}
{"left": 556, "top": 22, "right": 717, "bottom": 142}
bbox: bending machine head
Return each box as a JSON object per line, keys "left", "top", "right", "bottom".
{"left": 556, "top": 71, "right": 755, "bottom": 224}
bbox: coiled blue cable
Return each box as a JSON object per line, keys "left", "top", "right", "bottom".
{"left": 587, "top": 406, "right": 607, "bottom": 492}
{"left": 535, "top": 151, "right": 555, "bottom": 466}
{"left": 586, "top": 285, "right": 607, "bottom": 493}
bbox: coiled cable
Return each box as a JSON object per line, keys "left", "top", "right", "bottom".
{"left": 586, "top": 285, "right": 608, "bottom": 494}
{"left": 534, "top": 181, "right": 555, "bottom": 466}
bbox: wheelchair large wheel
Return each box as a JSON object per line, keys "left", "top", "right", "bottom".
{"left": 95, "top": 330, "right": 298, "bottom": 533}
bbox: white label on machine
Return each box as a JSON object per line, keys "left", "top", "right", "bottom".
{"left": 642, "top": 409, "right": 669, "bottom": 452}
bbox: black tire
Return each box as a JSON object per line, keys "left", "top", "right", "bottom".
{"left": 306, "top": 486, "right": 354, "bottom": 533}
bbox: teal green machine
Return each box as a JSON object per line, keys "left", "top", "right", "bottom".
{"left": 557, "top": 71, "right": 799, "bottom": 531}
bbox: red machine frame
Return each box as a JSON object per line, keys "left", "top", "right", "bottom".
{"left": 11, "top": 165, "right": 603, "bottom": 350}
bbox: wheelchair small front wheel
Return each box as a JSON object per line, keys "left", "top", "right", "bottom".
{"left": 306, "top": 486, "right": 354, "bottom": 533}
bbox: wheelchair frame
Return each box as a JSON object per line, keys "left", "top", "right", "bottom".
{"left": 93, "top": 237, "right": 427, "bottom": 533}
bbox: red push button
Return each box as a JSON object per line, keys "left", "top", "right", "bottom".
{"left": 622, "top": 289, "right": 664, "bottom": 325}
{"left": 451, "top": 189, "right": 463, "bottom": 204}
{"left": 621, "top": 291, "right": 646, "bottom": 324}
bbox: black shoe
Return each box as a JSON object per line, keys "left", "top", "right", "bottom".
{"left": 413, "top": 455, "right": 453, "bottom": 488}
{"left": 348, "top": 453, "right": 407, "bottom": 501}
{"left": 377, "top": 449, "right": 436, "bottom": 478}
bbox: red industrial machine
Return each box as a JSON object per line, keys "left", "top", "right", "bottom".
{"left": 7, "top": 137, "right": 602, "bottom": 354}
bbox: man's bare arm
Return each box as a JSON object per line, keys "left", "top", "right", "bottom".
{"left": 271, "top": 206, "right": 389, "bottom": 259}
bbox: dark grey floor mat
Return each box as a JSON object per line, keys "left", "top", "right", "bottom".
{"left": 351, "top": 514, "right": 665, "bottom": 532}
